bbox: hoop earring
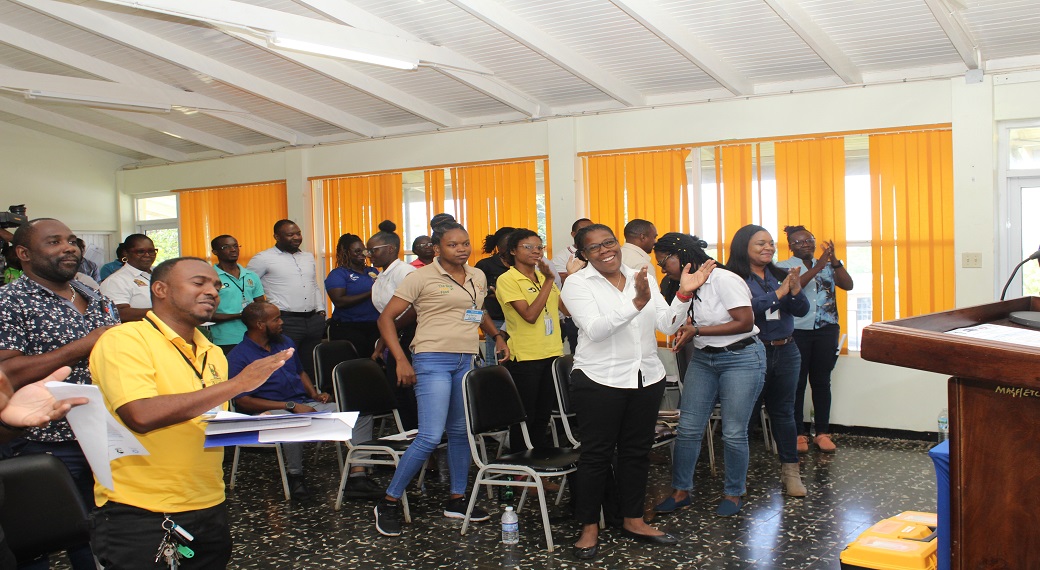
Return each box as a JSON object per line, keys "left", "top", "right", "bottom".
{"left": 120, "top": 257, "right": 127, "bottom": 263}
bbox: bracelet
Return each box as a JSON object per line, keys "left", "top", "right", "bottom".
{"left": 831, "top": 260, "right": 843, "bottom": 268}
{"left": 0, "top": 417, "right": 26, "bottom": 433}
{"left": 675, "top": 290, "right": 693, "bottom": 302}
{"left": 493, "top": 331, "right": 510, "bottom": 341}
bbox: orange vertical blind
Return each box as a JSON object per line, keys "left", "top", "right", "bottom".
{"left": 450, "top": 161, "right": 540, "bottom": 264}
{"left": 775, "top": 138, "right": 848, "bottom": 342}
{"left": 868, "top": 130, "right": 954, "bottom": 322}
{"left": 715, "top": 145, "right": 754, "bottom": 261}
{"left": 583, "top": 149, "right": 690, "bottom": 239}
{"left": 424, "top": 169, "right": 447, "bottom": 223}
{"left": 321, "top": 173, "right": 404, "bottom": 275}
{"left": 177, "top": 181, "right": 288, "bottom": 266}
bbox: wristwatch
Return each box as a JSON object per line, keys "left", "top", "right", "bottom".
{"left": 285, "top": 401, "right": 296, "bottom": 412}
{"left": 831, "top": 260, "right": 843, "bottom": 268}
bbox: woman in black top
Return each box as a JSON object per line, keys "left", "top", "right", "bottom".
{"left": 473, "top": 226, "right": 515, "bottom": 365}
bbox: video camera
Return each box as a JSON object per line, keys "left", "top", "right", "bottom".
{"left": 0, "top": 205, "right": 27, "bottom": 229}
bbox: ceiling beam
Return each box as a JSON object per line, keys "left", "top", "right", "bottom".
{"left": 923, "top": 0, "right": 981, "bottom": 70}
{"left": 99, "top": 110, "right": 248, "bottom": 154}
{"left": 90, "top": 0, "right": 489, "bottom": 74}
{"left": 14, "top": 0, "right": 382, "bottom": 137}
{"left": 223, "top": 30, "right": 460, "bottom": 128}
{"left": 292, "top": 0, "right": 544, "bottom": 117}
{"left": 608, "top": 0, "right": 753, "bottom": 96}
{"left": 444, "top": 0, "right": 643, "bottom": 107}
{"left": 0, "top": 95, "right": 188, "bottom": 161}
{"left": 762, "top": 0, "right": 863, "bottom": 85}
{"left": 0, "top": 21, "right": 316, "bottom": 145}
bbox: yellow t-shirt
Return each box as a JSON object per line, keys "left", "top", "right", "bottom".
{"left": 392, "top": 258, "right": 487, "bottom": 355}
{"left": 89, "top": 311, "right": 229, "bottom": 512}
{"left": 496, "top": 267, "right": 564, "bottom": 362}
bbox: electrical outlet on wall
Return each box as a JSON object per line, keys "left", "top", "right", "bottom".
{"left": 961, "top": 253, "right": 982, "bottom": 268}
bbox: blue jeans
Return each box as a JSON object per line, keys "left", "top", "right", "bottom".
{"left": 672, "top": 341, "right": 765, "bottom": 497}
{"left": 385, "top": 352, "right": 474, "bottom": 498}
{"left": 762, "top": 342, "right": 802, "bottom": 464}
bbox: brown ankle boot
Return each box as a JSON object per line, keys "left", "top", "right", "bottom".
{"left": 781, "top": 463, "right": 807, "bottom": 497}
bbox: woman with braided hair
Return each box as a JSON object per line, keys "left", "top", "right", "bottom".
{"left": 652, "top": 232, "right": 765, "bottom": 518}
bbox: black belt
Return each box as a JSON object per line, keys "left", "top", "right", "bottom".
{"left": 761, "top": 336, "right": 794, "bottom": 347}
{"left": 281, "top": 310, "right": 320, "bottom": 317}
{"left": 699, "top": 337, "right": 756, "bottom": 354}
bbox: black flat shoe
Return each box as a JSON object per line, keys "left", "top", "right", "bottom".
{"left": 620, "top": 528, "right": 679, "bottom": 545}
{"left": 573, "top": 542, "right": 598, "bottom": 560}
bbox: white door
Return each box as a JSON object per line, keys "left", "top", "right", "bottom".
{"left": 1006, "top": 178, "right": 1040, "bottom": 297}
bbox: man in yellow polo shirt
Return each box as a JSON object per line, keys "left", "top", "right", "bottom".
{"left": 89, "top": 257, "right": 292, "bottom": 569}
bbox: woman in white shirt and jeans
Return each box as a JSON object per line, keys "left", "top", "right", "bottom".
{"left": 561, "top": 224, "right": 709, "bottom": 559}
{"left": 651, "top": 232, "right": 765, "bottom": 518}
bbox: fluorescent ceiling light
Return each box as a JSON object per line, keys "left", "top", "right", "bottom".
{"left": 23, "top": 90, "right": 172, "bottom": 113}
{"left": 268, "top": 34, "right": 419, "bottom": 71}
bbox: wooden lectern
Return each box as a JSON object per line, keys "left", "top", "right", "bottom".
{"left": 861, "top": 297, "right": 1040, "bottom": 570}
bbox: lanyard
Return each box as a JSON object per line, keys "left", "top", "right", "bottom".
{"left": 144, "top": 317, "right": 209, "bottom": 387}
{"left": 528, "top": 274, "right": 550, "bottom": 316}
{"left": 445, "top": 273, "right": 478, "bottom": 309}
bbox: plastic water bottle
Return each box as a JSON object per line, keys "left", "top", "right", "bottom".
{"left": 501, "top": 506, "right": 519, "bottom": 545}
{"left": 937, "top": 408, "right": 949, "bottom": 443}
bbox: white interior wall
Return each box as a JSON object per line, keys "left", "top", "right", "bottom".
{"left": 104, "top": 74, "right": 1040, "bottom": 431}
{"left": 0, "top": 121, "right": 130, "bottom": 246}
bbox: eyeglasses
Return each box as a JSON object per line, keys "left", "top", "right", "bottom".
{"left": 130, "top": 248, "right": 159, "bottom": 255}
{"left": 362, "top": 244, "right": 393, "bottom": 256}
{"left": 518, "top": 244, "right": 545, "bottom": 252}
{"left": 414, "top": 242, "right": 433, "bottom": 248}
{"left": 583, "top": 237, "right": 619, "bottom": 254}
{"left": 658, "top": 253, "right": 675, "bottom": 269}
{"left": 789, "top": 237, "right": 816, "bottom": 248}
{"left": 217, "top": 244, "right": 240, "bottom": 251}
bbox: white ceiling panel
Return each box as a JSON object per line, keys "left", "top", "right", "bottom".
{"left": 0, "top": 0, "right": 1039, "bottom": 164}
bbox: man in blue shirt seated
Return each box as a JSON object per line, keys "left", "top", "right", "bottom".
{"left": 229, "top": 301, "right": 382, "bottom": 500}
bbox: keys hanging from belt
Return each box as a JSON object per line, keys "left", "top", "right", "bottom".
{"left": 156, "top": 515, "right": 195, "bottom": 568}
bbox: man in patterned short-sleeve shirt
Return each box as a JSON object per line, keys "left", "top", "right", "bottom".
{"left": 0, "top": 218, "right": 119, "bottom": 569}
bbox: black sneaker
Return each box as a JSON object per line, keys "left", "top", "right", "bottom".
{"left": 374, "top": 499, "right": 402, "bottom": 537}
{"left": 287, "top": 474, "right": 310, "bottom": 500}
{"left": 343, "top": 476, "right": 385, "bottom": 500}
{"left": 443, "top": 496, "right": 490, "bottom": 521}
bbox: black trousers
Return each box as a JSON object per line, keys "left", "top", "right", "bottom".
{"left": 328, "top": 320, "right": 381, "bottom": 357}
{"left": 793, "top": 323, "right": 840, "bottom": 434}
{"left": 91, "top": 501, "right": 231, "bottom": 570}
{"left": 505, "top": 357, "right": 557, "bottom": 453}
{"left": 568, "top": 370, "right": 665, "bottom": 524}
{"left": 280, "top": 312, "right": 326, "bottom": 380}
{"left": 385, "top": 324, "right": 419, "bottom": 431}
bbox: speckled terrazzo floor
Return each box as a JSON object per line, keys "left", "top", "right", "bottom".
{"left": 53, "top": 434, "right": 938, "bottom": 569}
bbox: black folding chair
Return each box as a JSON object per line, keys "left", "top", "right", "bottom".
{"left": 332, "top": 358, "right": 430, "bottom": 518}
{"left": 460, "top": 365, "right": 580, "bottom": 552}
{"left": 0, "top": 454, "right": 90, "bottom": 564}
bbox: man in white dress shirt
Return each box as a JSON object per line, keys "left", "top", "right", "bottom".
{"left": 551, "top": 218, "right": 592, "bottom": 353}
{"left": 620, "top": 219, "right": 658, "bottom": 271}
{"left": 246, "top": 220, "right": 325, "bottom": 378}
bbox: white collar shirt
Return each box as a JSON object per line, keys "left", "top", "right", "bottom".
{"left": 99, "top": 264, "right": 152, "bottom": 309}
{"left": 371, "top": 259, "right": 415, "bottom": 313}
{"left": 246, "top": 247, "right": 323, "bottom": 313}
{"left": 561, "top": 262, "right": 691, "bottom": 389}
{"left": 689, "top": 268, "right": 759, "bottom": 349}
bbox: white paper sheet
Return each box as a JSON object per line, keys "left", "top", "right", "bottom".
{"left": 45, "top": 382, "right": 148, "bottom": 491}
{"left": 945, "top": 323, "right": 1040, "bottom": 348}
{"left": 256, "top": 412, "right": 359, "bottom": 443}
